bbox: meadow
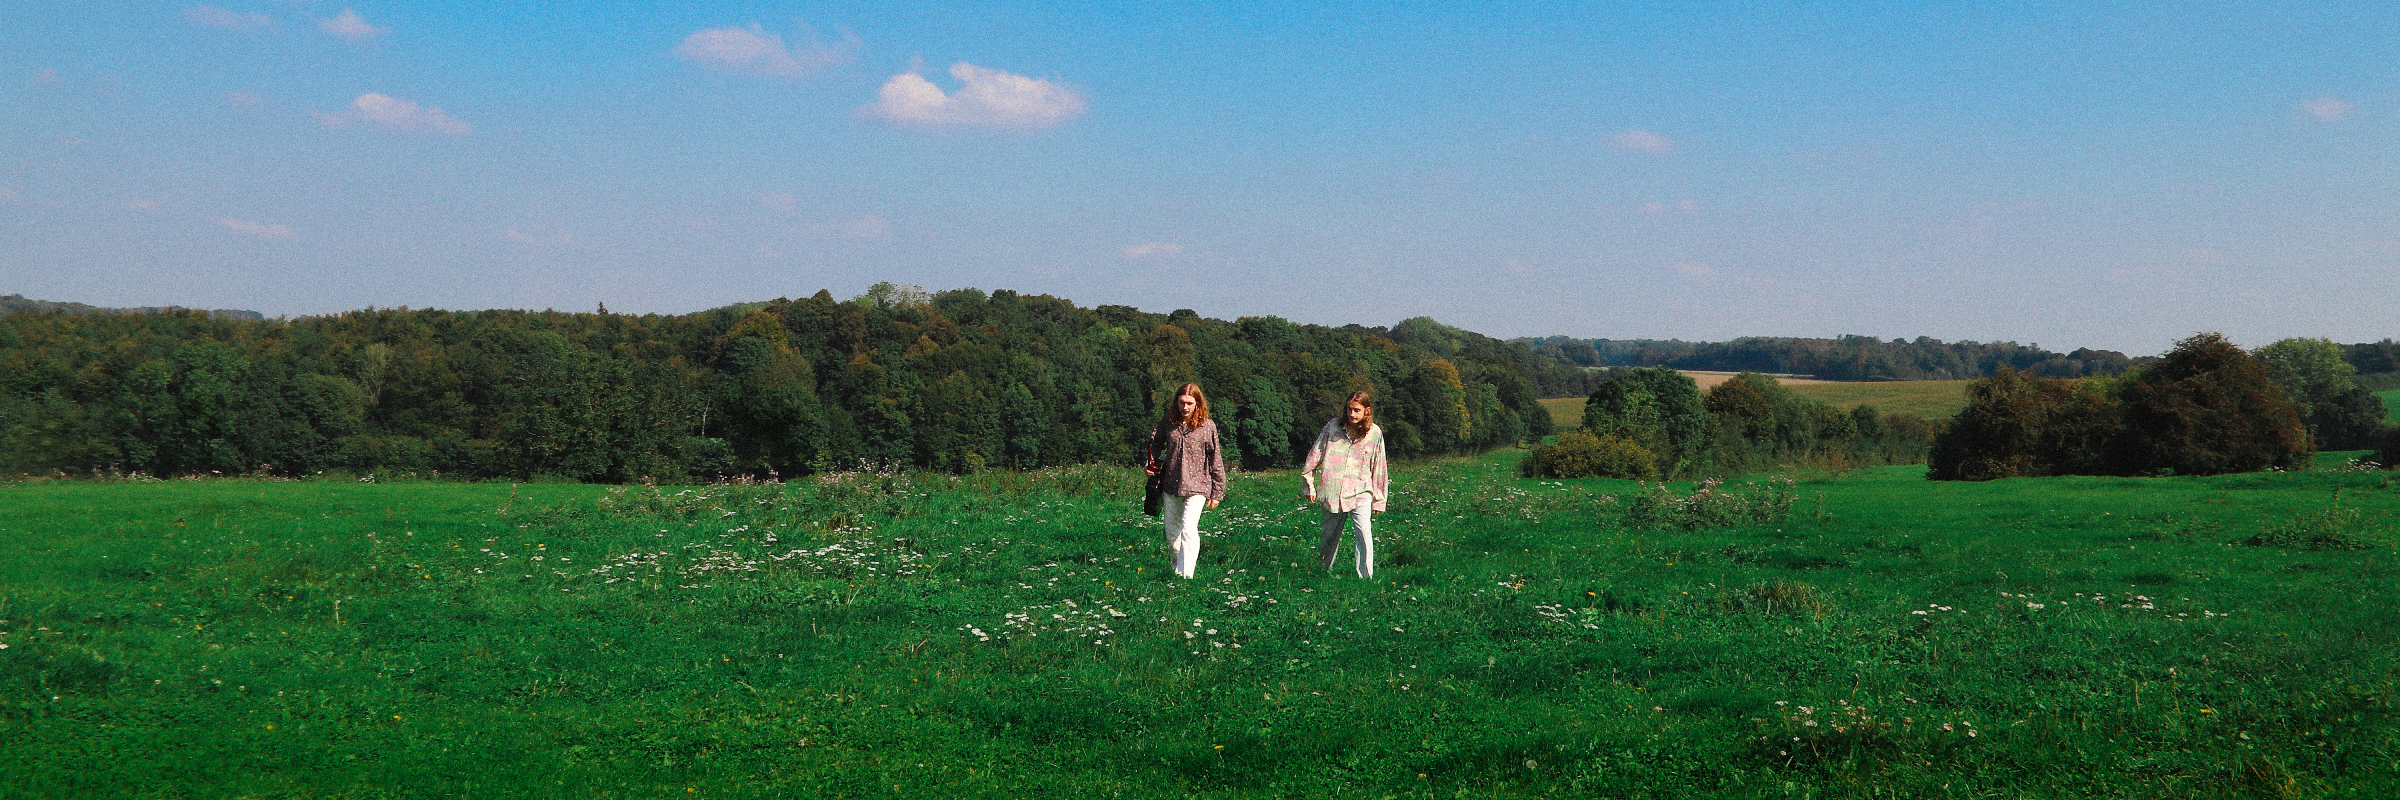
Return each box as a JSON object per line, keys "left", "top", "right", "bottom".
{"left": 5, "top": 449, "right": 2399, "bottom": 798}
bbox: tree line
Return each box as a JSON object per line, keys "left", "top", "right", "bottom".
{"left": 0, "top": 286, "right": 1562, "bottom": 482}
{"left": 1522, "top": 367, "right": 1936, "bottom": 480}
{"left": 1518, "top": 334, "right": 2145, "bottom": 381}
{"left": 1522, "top": 333, "right": 2400, "bottom": 387}
{"left": 1928, "top": 334, "right": 2394, "bottom": 480}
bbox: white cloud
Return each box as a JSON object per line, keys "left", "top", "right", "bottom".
{"left": 125, "top": 199, "right": 159, "bottom": 212}
{"left": 862, "top": 62, "right": 1087, "bottom": 129}
{"left": 221, "top": 218, "right": 295, "bottom": 239}
{"left": 321, "top": 9, "right": 387, "bottom": 41}
{"left": 781, "top": 213, "right": 893, "bottom": 239}
{"left": 2303, "top": 96, "right": 2356, "bottom": 120}
{"left": 313, "top": 93, "right": 471, "bottom": 134}
{"left": 36, "top": 69, "right": 60, "bottom": 85}
{"left": 1673, "top": 261, "right": 1717, "bottom": 278}
{"left": 504, "top": 229, "right": 575, "bottom": 247}
{"left": 186, "top": 5, "right": 277, "bottom": 31}
{"left": 1610, "top": 129, "right": 1675, "bottom": 153}
{"left": 829, "top": 214, "right": 889, "bottom": 239}
{"left": 1121, "top": 242, "right": 1183, "bottom": 259}
{"left": 0, "top": 188, "right": 24, "bottom": 205}
{"left": 675, "top": 24, "right": 857, "bottom": 77}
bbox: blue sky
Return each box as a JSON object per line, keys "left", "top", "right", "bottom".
{"left": 3, "top": 1, "right": 2396, "bottom": 353}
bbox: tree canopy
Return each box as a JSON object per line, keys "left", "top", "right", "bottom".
{"left": 0, "top": 288, "right": 1557, "bottom": 481}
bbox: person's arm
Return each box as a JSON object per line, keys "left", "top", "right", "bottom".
{"left": 1369, "top": 426, "right": 1390, "bottom": 512}
{"left": 1205, "top": 422, "right": 1227, "bottom": 506}
{"left": 1299, "top": 423, "right": 1330, "bottom": 500}
{"left": 1144, "top": 424, "right": 1167, "bottom": 476}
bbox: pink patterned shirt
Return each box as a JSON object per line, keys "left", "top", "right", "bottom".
{"left": 1302, "top": 420, "right": 1388, "bottom": 513}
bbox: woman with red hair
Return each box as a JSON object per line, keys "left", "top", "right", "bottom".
{"left": 1146, "top": 382, "right": 1226, "bottom": 579}
{"left": 1301, "top": 391, "right": 1387, "bottom": 578}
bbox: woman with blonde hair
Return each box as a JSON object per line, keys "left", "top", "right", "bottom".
{"left": 1301, "top": 391, "right": 1388, "bottom": 578}
{"left": 1146, "top": 382, "right": 1226, "bottom": 579}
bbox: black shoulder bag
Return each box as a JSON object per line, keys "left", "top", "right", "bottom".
{"left": 1142, "top": 424, "right": 1171, "bottom": 518}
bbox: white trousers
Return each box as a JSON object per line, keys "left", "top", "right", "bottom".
{"left": 1318, "top": 504, "right": 1374, "bottom": 578}
{"left": 1161, "top": 493, "right": 1206, "bottom": 578}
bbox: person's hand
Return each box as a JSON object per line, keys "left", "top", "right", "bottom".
{"left": 1144, "top": 462, "right": 1160, "bottom": 477}
{"left": 1206, "top": 498, "right": 1220, "bottom": 510}
{"left": 1299, "top": 493, "right": 1315, "bottom": 505}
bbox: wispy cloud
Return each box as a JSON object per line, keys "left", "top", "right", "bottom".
{"left": 2302, "top": 96, "right": 2356, "bottom": 120}
{"left": 758, "top": 192, "right": 799, "bottom": 212}
{"left": 862, "top": 62, "right": 1087, "bottom": 129}
{"left": 36, "top": 69, "right": 60, "bottom": 85}
{"left": 224, "top": 91, "right": 267, "bottom": 107}
{"left": 1673, "top": 261, "right": 1717, "bottom": 278}
{"left": 675, "top": 24, "right": 857, "bottom": 78}
{"left": 313, "top": 93, "right": 471, "bottom": 135}
{"left": 0, "top": 188, "right": 25, "bottom": 206}
{"left": 1610, "top": 129, "right": 1675, "bottom": 153}
{"left": 125, "top": 199, "right": 159, "bottom": 212}
{"left": 321, "top": 9, "right": 387, "bottom": 41}
{"left": 221, "top": 218, "right": 295, "bottom": 239}
{"left": 504, "top": 229, "right": 575, "bottom": 247}
{"left": 1121, "top": 242, "right": 1183, "bottom": 259}
{"left": 819, "top": 214, "right": 890, "bottom": 239}
{"left": 185, "top": 5, "right": 277, "bottom": 31}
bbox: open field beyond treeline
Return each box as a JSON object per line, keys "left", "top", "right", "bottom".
{"left": 5, "top": 449, "right": 2399, "bottom": 797}
{"left": 1540, "top": 374, "right": 1979, "bottom": 428}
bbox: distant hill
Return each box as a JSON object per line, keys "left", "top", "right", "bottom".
{"left": 0, "top": 294, "right": 265, "bottom": 321}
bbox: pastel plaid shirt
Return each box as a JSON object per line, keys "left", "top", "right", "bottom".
{"left": 1302, "top": 420, "right": 1387, "bottom": 513}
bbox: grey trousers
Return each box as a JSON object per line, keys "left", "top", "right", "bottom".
{"left": 1317, "top": 504, "right": 1374, "bottom": 578}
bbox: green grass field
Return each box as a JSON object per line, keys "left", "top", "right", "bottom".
{"left": 2379, "top": 389, "right": 2399, "bottom": 423}
{"left": 6, "top": 453, "right": 2400, "bottom": 797}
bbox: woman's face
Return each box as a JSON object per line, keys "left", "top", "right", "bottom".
{"left": 1179, "top": 393, "right": 1199, "bottom": 416}
{"left": 1345, "top": 401, "right": 1368, "bottom": 425}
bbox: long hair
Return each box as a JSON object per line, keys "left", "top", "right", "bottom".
{"left": 1168, "top": 382, "right": 1211, "bottom": 430}
{"left": 1342, "top": 390, "right": 1374, "bottom": 439}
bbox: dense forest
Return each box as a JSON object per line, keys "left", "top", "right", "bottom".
{"left": 0, "top": 286, "right": 1565, "bottom": 482}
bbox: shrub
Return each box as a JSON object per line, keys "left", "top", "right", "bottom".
{"left": 1706, "top": 374, "right": 1934, "bottom": 473}
{"left": 1932, "top": 334, "right": 2310, "bottom": 480}
{"left": 1582, "top": 367, "right": 1712, "bottom": 475}
{"left": 2117, "top": 333, "right": 2309, "bottom": 476}
{"left": 2241, "top": 497, "right": 2381, "bottom": 550}
{"left": 2256, "top": 337, "right": 2388, "bottom": 450}
{"left": 1927, "top": 368, "right": 2119, "bottom": 481}
{"left": 1621, "top": 476, "right": 1797, "bottom": 530}
{"left": 1522, "top": 430, "right": 1657, "bottom": 480}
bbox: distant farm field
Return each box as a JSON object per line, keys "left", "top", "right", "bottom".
{"left": 2380, "top": 389, "right": 2400, "bottom": 423}
{"left": 1541, "top": 375, "right": 1972, "bottom": 426}
{"left": 1538, "top": 396, "right": 1583, "bottom": 427}
{"left": 1785, "top": 379, "right": 1974, "bottom": 419}
{"left": 6, "top": 452, "right": 2400, "bottom": 797}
